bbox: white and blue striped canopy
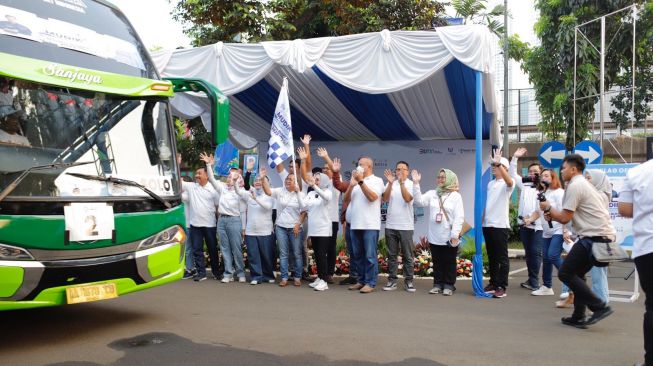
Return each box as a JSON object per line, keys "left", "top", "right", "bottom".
{"left": 152, "top": 25, "right": 499, "bottom": 145}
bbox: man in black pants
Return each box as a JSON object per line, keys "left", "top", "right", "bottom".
{"left": 482, "top": 149, "right": 514, "bottom": 299}
{"left": 540, "top": 154, "right": 615, "bottom": 328}
{"left": 619, "top": 158, "right": 653, "bottom": 365}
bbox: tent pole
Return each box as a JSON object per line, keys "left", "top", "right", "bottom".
{"left": 473, "top": 70, "right": 489, "bottom": 298}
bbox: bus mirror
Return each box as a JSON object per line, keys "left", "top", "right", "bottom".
{"left": 141, "top": 101, "right": 160, "bottom": 166}
{"left": 164, "top": 78, "right": 229, "bottom": 145}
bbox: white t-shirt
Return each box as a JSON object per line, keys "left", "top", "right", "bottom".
{"left": 509, "top": 158, "right": 542, "bottom": 230}
{"left": 328, "top": 185, "right": 341, "bottom": 222}
{"left": 236, "top": 188, "right": 274, "bottom": 236}
{"left": 483, "top": 179, "right": 514, "bottom": 229}
{"left": 206, "top": 167, "right": 242, "bottom": 217}
{"left": 270, "top": 187, "right": 305, "bottom": 229}
{"left": 0, "top": 130, "right": 29, "bottom": 146}
{"left": 385, "top": 179, "right": 414, "bottom": 231}
{"left": 619, "top": 160, "right": 653, "bottom": 258}
{"left": 181, "top": 191, "right": 190, "bottom": 228}
{"left": 413, "top": 186, "right": 464, "bottom": 245}
{"left": 350, "top": 174, "right": 385, "bottom": 230}
{"left": 181, "top": 181, "right": 220, "bottom": 227}
{"left": 538, "top": 188, "right": 564, "bottom": 238}
{"left": 300, "top": 187, "right": 332, "bottom": 237}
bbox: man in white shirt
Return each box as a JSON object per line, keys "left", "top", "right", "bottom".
{"left": 541, "top": 154, "right": 615, "bottom": 329}
{"left": 181, "top": 166, "right": 221, "bottom": 282}
{"left": 345, "top": 156, "right": 385, "bottom": 293}
{"left": 0, "top": 112, "right": 30, "bottom": 146}
{"left": 509, "top": 147, "right": 544, "bottom": 291}
{"left": 482, "top": 149, "right": 514, "bottom": 299}
{"left": 619, "top": 159, "right": 653, "bottom": 365}
{"left": 381, "top": 161, "right": 416, "bottom": 293}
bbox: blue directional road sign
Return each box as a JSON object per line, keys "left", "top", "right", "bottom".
{"left": 538, "top": 141, "right": 566, "bottom": 168}
{"left": 573, "top": 140, "right": 603, "bottom": 165}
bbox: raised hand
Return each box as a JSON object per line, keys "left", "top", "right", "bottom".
{"left": 259, "top": 167, "right": 267, "bottom": 178}
{"left": 316, "top": 147, "right": 329, "bottom": 159}
{"left": 300, "top": 134, "right": 312, "bottom": 145}
{"left": 199, "top": 152, "right": 215, "bottom": 165}
{"left": 513, "top": 147, "right": 527, "bottom": 158}
{"left": 297, "top": 146, "right": 308, "bottom": 160}
{"left": 492, "top": 148, "right": 503, "bottom": 165}
{"left": 411, "top": 169, "right": 421, "bottom": 184}
{"left": 351, "top": 169, "right": 363, "bottom": 183}
{"left": 384, "top": 169, "right": 395, "bottom": 184}
{"left": 305, "top": 175, "right": 316, "bottom": 186}
{"left": 332, "top": 158, "right": 342, "bottom": 173}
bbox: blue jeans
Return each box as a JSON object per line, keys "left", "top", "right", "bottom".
{"left": 345, "top": 224, "right": 359, "bottom": 280}
{"left": 245, "top": 234, "right": 275, "bottom": 282}
{"left": 591, "top": 266, "right": 610, "bottom": 304}
{"left": 218, "top": 216, "right": 245, "bottom": 279}
{"left": 276, "top": 225, "right": 303, "bottom": 280}
{"left": 184, "top": 227, "right": 194, "bottom": 271}
{"left": 351, "top": 229, "right": 379, "bottom": 287}
{"left": 189, "top": 225, "right": 219, "bottom": 277}
{"left": 520, "top": 227, "right": 543, "bottom": 288}
{"left": 542, "top": 235, "right": 563, "bottom": 288}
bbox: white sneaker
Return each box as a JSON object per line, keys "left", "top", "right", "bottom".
{"left": 309, "top": 278, "right": 322, "bottom": 288}
{"left": 531, "top": 286, "right": 555, "bottom": 296}
{"left": 314, "top": 280, "right": 329, "bottom": 291}
{"left": 221, "top": 277, "right": 233, "bottom": 283}
{"left": 560, "top": 292, "right": 570, "bottom": 300}
{"left": 238, "top": 277, "right": 246, "bottom": 283}
{"left": 267, "top": 279, "right": 276, "bottom": 284}
{"left": 250, "top": 280, "right": 259, "bottom": 285}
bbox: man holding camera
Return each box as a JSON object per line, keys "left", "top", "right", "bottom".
{"left": 540, "top": 154, "right": 615, "bottom": 329}
{"left": 509, "top": 147, "right": 544, "bottom": 291}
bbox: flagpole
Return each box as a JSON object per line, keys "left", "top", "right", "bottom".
{"left": 284, "top": 77, "right": 300, "bottom": 190}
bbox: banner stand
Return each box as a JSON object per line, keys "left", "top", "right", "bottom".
{"left": 609, "top": 269, "right": 640, "bottom": 303}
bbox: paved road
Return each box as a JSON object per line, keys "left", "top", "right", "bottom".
{"left": 0, "top": 260, "right": 645, "bottom": 366}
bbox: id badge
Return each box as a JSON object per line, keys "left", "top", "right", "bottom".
{"left": 435, "top": 213, "right": 443, "bottom": 223}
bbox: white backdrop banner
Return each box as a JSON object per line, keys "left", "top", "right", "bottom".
{"left": 262, "top": 140, "right": 490, "bottom": 242}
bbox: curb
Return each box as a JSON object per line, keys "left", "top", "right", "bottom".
{"left": 508, "top": 248, "right": 525, "bottom": 259}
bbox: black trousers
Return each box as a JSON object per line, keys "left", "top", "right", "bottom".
{"left": 327, "top": 222, "right": 339, "bottom": 276}
{"left": 483, "top": 227, "right": 510, "bottom": 289}
{"left": 558, "top": 238, "right": 606, "bottom": 318}
{"left": 430, "top": 243, "right": 458, "bottom": 289}
{"left": 312, "top": 236, "right": 330, "bottom": 280}
{"left": 635, "top": 251, "right": 653, "bottom": 366}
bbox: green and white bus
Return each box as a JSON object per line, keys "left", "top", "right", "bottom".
{"left": 0, "top": 0, "right": 228, "bottom": 310}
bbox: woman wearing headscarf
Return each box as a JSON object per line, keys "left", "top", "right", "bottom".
{"left": 234, "top": 169, "right": 275, "bottom": 285}
{"left": 297, "top": 147, "right": 333, "bottom": 291}
{"left": 412, "top": 168, "right": 465, "bottom": 296}
{"left": 585, "top": 169, "right": 612, "bottom": 305}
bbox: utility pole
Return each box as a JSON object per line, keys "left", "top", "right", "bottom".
{"left": 503, "top": 0, "right": 509, "bottom": 151}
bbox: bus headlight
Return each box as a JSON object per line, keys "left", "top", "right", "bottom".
{"left": 0, "top": 244, "right": 35, "bottom": 260}
{"left": 137, "top": 226, "right": 186, "bottom": 251}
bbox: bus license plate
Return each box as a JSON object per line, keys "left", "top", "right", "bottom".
{"left": 66, "top": 283, "right": 118, "bottom": 304}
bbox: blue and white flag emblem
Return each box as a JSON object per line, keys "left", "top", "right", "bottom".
{"left": 267, "top": 78, "right": 293, "bottom": 169}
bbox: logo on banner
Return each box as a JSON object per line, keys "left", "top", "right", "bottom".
{"left": 267, "top": 79, "right": 293, "bottom": 169}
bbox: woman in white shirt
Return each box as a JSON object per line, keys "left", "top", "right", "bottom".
{"left": 234, "top": 170, "right": 275, "bottom": 285}
{"left": 262, "top": 170, "right": 306, "bottom": 287}
{"left": 530, "top": 169, "right": 565, "bottom": 296}
{"left": 299, "top": 171, "right": 333, "bottom": 291}
{"left": 412, "top": 169, "right": 464, "bottom": 296}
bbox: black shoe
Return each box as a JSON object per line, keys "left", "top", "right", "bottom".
{"left": 301, "top": 272, "right": 312, "bottom": 281}
{"left": 193, "top": 275, "right": 207, "bottom": 282}
{"left": 520, "top": 282, "right": 537, "bottom": 291}
{"left": 586, "top": 306, "right": 614, "bottom": 326}
{"left": 339, "top": 277, "right": 358, "bottom": 285}
{"left": 561, "top": 316, "right": 588, "bottom": 329}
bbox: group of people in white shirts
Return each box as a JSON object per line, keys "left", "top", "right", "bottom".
{"left": 180, "top": 135, "right": 466, "bottom": 295}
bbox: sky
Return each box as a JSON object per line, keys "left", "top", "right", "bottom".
{"left": 110, "top": 0, "right": 537, "bottom": 88}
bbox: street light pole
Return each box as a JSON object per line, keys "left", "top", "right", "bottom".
{"left": 503, "top": 0, "right": 509, "bottom": 151}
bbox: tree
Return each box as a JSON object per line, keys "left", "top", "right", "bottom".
{"left": 609, "top": 3, "right": 653, "bottom": 134}
{"left": 172, "top": 0, "right": 447, "bottom": 46}
{"left": 509, "top": 1, "right": 647, "bottom": 148}
{"left": 175, "top": 118, "right": 213, "bottom": 170}
{"left": 450, "top": 0, "right": 505, "bottom": 37}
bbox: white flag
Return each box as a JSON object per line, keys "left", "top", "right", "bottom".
{"left": 267, "top": 78, "right": 293, "bottom": 169}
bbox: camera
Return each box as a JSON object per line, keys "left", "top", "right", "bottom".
{"left": 537, "top": 181, "right": 553, "bottom": 228}
{"left": 522, "top": 173, "right": 540, "bottom": 186}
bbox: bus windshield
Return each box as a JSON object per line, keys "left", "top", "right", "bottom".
{"left": 0, "top": 78, "right": 179, "bottom": 201}
{"left": 0, "top": 0, "right": 155, "bottom": 78}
